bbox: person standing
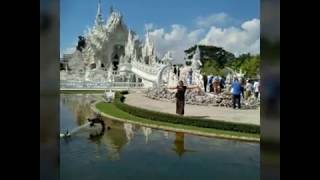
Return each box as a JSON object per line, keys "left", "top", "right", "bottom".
{"left": 208, "top": 76, "right": 214, "bottom": 92}
{"left": 253, "top": 80, "right": 260, "bottom": 99}
{"left": 231, "top": 78, "right": 242, "bottom": 109}
{"left": 245, "top": 80, "right": 253, "bottom": 100}
{"left": 202, "top": 72, "right": 208, "bottom": 92}
{"left": 168, "top": 81, "right": 199, "bottom": 115}
{"left": 188, "top": 68, "right": 193, "bottom": 85}
{"left": 173, "top": 65, "right": 177, "bottom": 75}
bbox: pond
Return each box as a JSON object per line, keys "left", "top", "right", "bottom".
{"left": 60, "top": 94, "right": 260, "bottom": 180}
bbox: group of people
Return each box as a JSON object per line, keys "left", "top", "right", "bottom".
{"left": 231, "top": 78, "right": 260, "bottom": 109}
{"left": 202, "top": 74, "right": 225, "bottom": 93}
{"left": 168, "top": 76, "right": 260, "bottom": 115}
{"left": 168, "top": 64, "right": 260, "bottom": 114}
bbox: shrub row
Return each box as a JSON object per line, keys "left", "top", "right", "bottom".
{"left": 113, "top": 91, "right": 260, "bottom": 134}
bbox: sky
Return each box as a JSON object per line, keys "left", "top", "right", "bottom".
{"left": 61, "top": 0, "right": 260, "bottom": 61}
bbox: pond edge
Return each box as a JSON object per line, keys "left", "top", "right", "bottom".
{"left": 91, "top": 101, "right": 260, "bottom": 143}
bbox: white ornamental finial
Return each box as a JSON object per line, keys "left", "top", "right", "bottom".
{"left": 95, "top": 0, "right": 104, "bottom": 26}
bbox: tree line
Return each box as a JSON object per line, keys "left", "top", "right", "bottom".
{"left": 184, "top": 45, "right": 260, "bottom": 78}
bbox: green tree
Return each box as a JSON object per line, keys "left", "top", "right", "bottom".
{"left": 202, "top": 60, "right": 223, "bottom": 76}
{"left": 240, "top": 55, "right": 260, "bottom": 78}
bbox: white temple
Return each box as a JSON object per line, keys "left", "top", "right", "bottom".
{"left": 60, "top": 0, "right": 204, "bottom": 90}
{"left": 60, "top": 0, "right": 174, "bottom": 89}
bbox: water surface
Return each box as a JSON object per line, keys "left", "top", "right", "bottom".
{"left": 60, "top": 94, "right": 260, "bottom": 180}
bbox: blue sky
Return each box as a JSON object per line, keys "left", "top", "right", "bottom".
{"left": 61, "top": 0, "right": 260, "bottom": 59}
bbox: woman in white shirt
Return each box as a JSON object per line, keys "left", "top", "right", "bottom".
{"left": 253, "top": 80, "right": 260, "bottom": 98}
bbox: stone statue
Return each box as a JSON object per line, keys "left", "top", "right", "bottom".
{"left": 76, "top": 36, "right": 86, "bottom": 52}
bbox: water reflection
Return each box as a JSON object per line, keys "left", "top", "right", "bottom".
{"left": 141, "top": 126, "right": 152, "bottom": 143}
{"left": 163, "top": 131, "right": 169, "bottom": 139}
{"left": 172, "top": 132, "right": 195, "bottom": 157}
{"left": 101, "top": 120, "right": 128, "bottom": 161}
{"left": 61, "top": 94, "right": 260, "bottom": 180}
{"left": 61, "top": 94, "right": 96, "bottom": 125}
{"left": 123, "top": 123, "right": 135, "bottom": 143}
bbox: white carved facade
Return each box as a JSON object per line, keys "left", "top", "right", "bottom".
{"left": 60, "top": 1, "right": 206, "bottom": 90}
{"left": 60, "top": 0, "right": 173, "bottom": 89}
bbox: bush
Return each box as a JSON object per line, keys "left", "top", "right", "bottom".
{"left": 120, "top": 90, "right": 129, "bottom": 95}
{"left": 114, "top": 92, "right": 260, "bottom": 134}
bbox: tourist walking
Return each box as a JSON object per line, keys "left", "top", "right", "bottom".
{"left": 231, "top": 78, "right": 243, "bottom": 109}
{"left": 177, "top": 67, "right": 180, "bottom": 80}
{"left": 168, "top": 80, "right": 199, "bottom": 115}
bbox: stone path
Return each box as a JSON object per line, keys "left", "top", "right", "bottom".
{"left": 125, "top": 92, "right": 260, "bottom": 125}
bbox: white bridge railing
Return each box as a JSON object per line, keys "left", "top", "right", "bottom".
{"left": 60, "top": 80, "right": 144, "bottom": 89}
{"left": 131, "top": 60, "right": 161, "bottom": 75}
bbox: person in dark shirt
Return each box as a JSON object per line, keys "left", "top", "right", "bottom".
{"left": 173, "top": 65, "right": 177, "bottom": 75}
{"left": 168, "top": 81, "right": 199, "bottom": 115}
{"left": 208, "top": 76, "right": 214, "bottom": 92}
{"left": 202, "top": 72, "right": 208, "bottom": 92}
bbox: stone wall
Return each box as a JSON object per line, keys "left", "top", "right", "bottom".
{"left": 145, "top": 87, "right": 260, "bottom": 109}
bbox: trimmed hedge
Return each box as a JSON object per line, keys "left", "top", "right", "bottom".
{"left": 113, "top": 91, "right": 260, "bottom": 134}
{"left": 119, "top": 90, "right": 129, "bottom": 95}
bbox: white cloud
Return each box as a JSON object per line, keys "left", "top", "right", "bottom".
{"left": 196, "top": 12, "right": 234, "bottom": 28}
{"left": 64, "top": 47, "right": 76, "bottom": 54}
{"left": 144, "top": 23, "right": 155, "bottom": 31}
{"left": 147, "top": 18, "right": 259, "bottom": 63}
{"left": 199, "top": 18, "right": 260, "bottom": 56}
{"left": 149, "top": 25, "right": 205, "bottom": 64}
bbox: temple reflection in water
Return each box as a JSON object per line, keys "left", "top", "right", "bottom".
{"left": 62, "top": 94, "right": 195, "bottom": 159}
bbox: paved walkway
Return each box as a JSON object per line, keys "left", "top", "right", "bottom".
{"left": 125, "top": 93, "right": 260, "bottom": 125}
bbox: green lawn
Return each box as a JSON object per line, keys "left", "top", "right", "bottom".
{"left": 96, "top": 102, "right": 260, "bottom": 140}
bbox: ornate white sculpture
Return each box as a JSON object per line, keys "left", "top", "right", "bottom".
{"left": 104, "top": 89, "right": 115, "bottom": 102}
{"left": 191, "top": 46, "right": 202, "bottom": 71}
{"left": 225, "top": 67, "right": 246, "bottom": 88}
{"left": 161, "top": 51, "right": 173, "bottom": 65}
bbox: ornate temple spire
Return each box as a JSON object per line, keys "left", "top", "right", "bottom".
{"left": 95, "top": 0, "right": 104, "bottom": 26}
{"left": 128, "top": 28, "right": 132, "bottom": 40}
{"left": 193, "top": 45, "right": 200, "bottom": 60}
{"left": 110, "top": 4, "right": 114, "bottom": 14}
{"left": 145, "top": 30, "right": 154, "bottom": 53}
